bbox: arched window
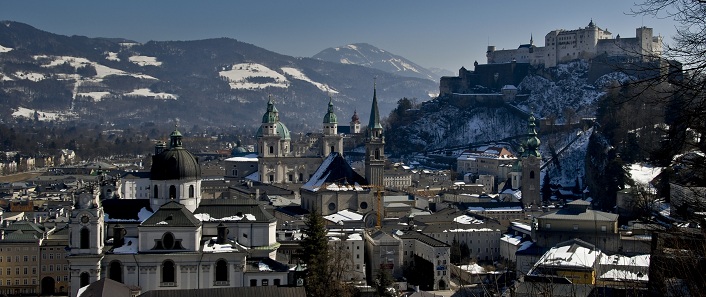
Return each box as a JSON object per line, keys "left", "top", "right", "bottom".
{"left": 330, "top": 146, "right": 335, "bottom": 154}
{"left": 80, "top": 228, "right": 90, "bottom": 249}
{"left": 374, "top": 148, "right": 381, "bottom": 160}
{"left": 269, "top": 146, "right": 274, "bottom": 154}
{"left": 530, "top": 171, "right": 535, "bottom": 179}
{"left": 189, "top": 185, "right": 194, "bottom": 198}
{"left": 109, "top": 261, "right": 123, "bottom": 283}
{"left": 169, "top": 185, "right": 176, "bottom": 199}
{"left": 79, "top": 272, "right": 90, "bottom": 288}
{"left": 215, "top": 259, "right": 228, "bottom": 283}
{"left": 153, "top": 185, "right": 159, "bottom": 199}
{"left": 162, "top": 260, "right": 175, "bottom": 283}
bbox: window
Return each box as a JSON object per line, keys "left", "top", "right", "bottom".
{"left": 601, "top": 225, "right": 607, "bottom": 232}
{"left": 6, "top": 256, "right": 9, "bottom": 262}
{"left": 80, "top": 227, "right": 90, "bottom": 249}
{"left": 328, "top": 203, "right": 336, "bottom": 211}
{"left": 269, "top": 146, "right": 274, "bottom": 154}
{"left": 32, "top": 268, "right": 36, "bottom": 274}
{"left": 374, "top": 148, "right": 381, "bottom": 160}
{"left": 288, "top": 174, "right": 293, "bottom": 182}
{"left": 109, "top": 261, "right": 123, "bottom": 283}
{"left": 262, "top": 279, "right": 269, "bottom": 286}
{"left": 154, "top": 185, "right": 159, "bottom": 199}
{"left": 169, "top": 185, "right": 176, "bottom": 199}
{"left": 573, "top": 224, "right": 579, "bottom": 230}
{"left": 31, "top": 256, "right": 36, "bottom": 262}
{"left": 299, "top": 173, "right": 304, "bottom": 182}
{"left": 23, "top": 267, "right": 27, "bottom": 275}
{"left": 49, "top": 254, "right": 54, "bottom": 260}
{"left": 162, "top": 232, "right": 175, "bottom": 250}
{"left": 189, "top": 185, "right": 194, "bottom": 198}
{"left": 250, "top": 279, "right": 257, "bottom": 287}
{"left": 269, "top": 175, "right": 274, "bottom": 182}
{"left": 330, "top": 146, "right": 335, "bottom": 153}
{"left": 274, "top": 279, "right": 281, "bottom": 286}
{"left": 161, "top": 260, "right": 176, "bottom": 284}
{"left": 529, "top": 171, "right": 535, "bottom": 179}
{"left": 23, "top": 256, "right": 27, "bottom": 262}
{"left": 215, "top": 260, "right": 228, "bottom": 283}
{"left": 80, "top": 272, "right": 90, "bottom": 288}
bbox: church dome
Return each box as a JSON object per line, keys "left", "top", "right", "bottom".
{"left": 323, "top": 98, "right": 338, "bottom": 124}
{"left": 351, "top": 110, "right": 360, "bottom": 123}
{"left": 150, "top": 128, "right": 201, "bottom": 180}
{"left": 255, "top": 122, "right": 291, "bottom": 140}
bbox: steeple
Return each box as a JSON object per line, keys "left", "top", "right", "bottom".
{"left": 262, "top": 95, "right": 279, "bottom": 124}
{"left": 530, "top": 34, "right": 534, "bottom": 45}
{"left": 525, "top": 112, "right": 541, "bottom": 158}
{"left": 365, "top": 80, "right": 385, "bottom": 187}
{"left": 368, "top": 81, "right": 383, "bottom": 131}
{"left": 323, "top": 96, "right": 338, "bottom": 124}
{"left": 351, "top": 109, "right": 360, "bottom": 124}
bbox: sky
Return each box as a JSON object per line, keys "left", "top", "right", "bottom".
{"left": 0, "top": 1, "right": 681, "bottom": 73}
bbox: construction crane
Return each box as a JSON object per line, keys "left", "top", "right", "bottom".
{"left": 359, "top": 184, "right": 385, "bottom": 228}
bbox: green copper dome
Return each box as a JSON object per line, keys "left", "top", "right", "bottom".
{"left": 323, "top": 97, "right": 338, "bottom": 124}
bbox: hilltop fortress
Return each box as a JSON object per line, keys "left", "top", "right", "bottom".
{"left": 487, "top": 20, "right": 662, "bottom": 67}
{"left": 440, "top": 20, "right": 664, "bottom": 97}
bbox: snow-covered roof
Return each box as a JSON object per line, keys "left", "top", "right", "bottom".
{"left": 112, "top": 237, "right": 138, "bottom": 254}
{"left": 324, "top": 209, "right": 364, "bottom": 224}
{"left": 193, "top": 212, "right": 257, "bottom": 222}
{"left": 453, "top": 214, "right": 484, "bottom": 225}
{"left": 301, "top": 152, "right": 368, "bottom": 192}
{"left": 535, "top": 241, "right": 601, "bottom": 270}
{"left": 224, "top": 153, "right": 258, "bottom": 162}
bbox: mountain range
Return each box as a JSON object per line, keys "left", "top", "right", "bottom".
{"left": 313, "top": 43, "right": 452, "bottom": 81}
{"left": 0, "top": 21, "right": 438, "bottom": 131}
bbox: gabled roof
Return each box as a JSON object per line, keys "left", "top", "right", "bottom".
{"left": 301, "top": 152, "right": 369, "bottom": 192}
{"left": 398, "top": 230, "right": 450, "bottom": 248}
{"left": 77, "top": 278, "right": 132, "bottom": 297}
{"left": 194, "top": 200, "right": 276, "bottom": 222}
{"left": 141, "top": 201, "right": 201, "bottom": 227}
{"left": 103, "top": 199, "right": 153, "bottom": 222}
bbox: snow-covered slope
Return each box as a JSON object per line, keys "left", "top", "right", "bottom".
{"left": 313, "top": 43, "right": 439, "bottom": 81}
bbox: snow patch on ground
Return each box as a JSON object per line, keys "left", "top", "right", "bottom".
{"left": 105, "top": 52, "right": 120, "bottom": 61}
{"left": 219, "top": 63, "right": 288, "bottom": 90}
{"left": 12, "top": 107, "right": 71, "bottom": 121}
{"left": 13, "top": 71, "right": 46, "bottom": 81}
{"left": 76, "top": 91, "right": 111, "bottom": 102}
{"left": 0, "top": 44, "right": 13, "bottom": 53}
{"left": 33, "top": 55, "right": 157, "bottom": 80}
{"left": 129, "top": 55, "right": 162, "bottom": 66}
{"left": 281, "top": 67, "right": 338, "bottom": 93}
{"left": 125, "top": 88, "right": 177, "bottom": 100}
{"left": 629, "top": 163, "right": 662, "bottom": 185}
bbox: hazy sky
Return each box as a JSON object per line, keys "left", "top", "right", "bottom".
{"left": 0, "top": 1, "right": 680, "bottom": 72}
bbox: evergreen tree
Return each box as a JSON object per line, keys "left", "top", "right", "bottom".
{"left": 300, "top": 209, "right": 352, "bottom": 297}
{"left": 373, "top": 268, "right": 395, "bottom": 297}
{"left": 450, "top": 238, "right": 461, "bottom": 264}
{"left": 541, "top": 172, "right": 552, "bottom": 202}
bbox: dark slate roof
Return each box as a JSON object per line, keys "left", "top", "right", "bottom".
{"left": 5, "top": 220, "right": 45, "bottom": 233}
{"left": 150, "top": 145, "right": 201, "bottom": 181}
{"left": 275, "top": 205, "right": 310, "bottom": 217}
{"left": 141, "top": 201, "right": 201, "bottom": 227}
{"left": 301, "top": 152, "right": 369, "bottom": 191}
{"left": 398, "top": 230, "right": 449, "bottom": 248}
{"left": 138, "top": 286, "right": 306, "bottom": 297}
{"left": 247, "top": 257, "right": 290, "bottom": 272}
{"left": 102, "top": 199, "right": 152, "bottom": 221}
{"left": 79, "top": 278, "right": 132, "bottom": 297}
{"left": 195, "top": 200, "right": 276, "bottom": 222}
{"left": 121, "top": 171, "right": 151, "bottom": 179}
{"left": 1, "top": 230, "right": 40, "bottom": 243}
{"left": 461, "top": 201, "right": 524, "bottom": 210}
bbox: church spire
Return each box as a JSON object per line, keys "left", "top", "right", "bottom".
{"left": 323, "top": 96, "right": 338, "bottom": 124}
{"left": 368, "top": 80, "right": 383, "bottom": 131}
{"left": 169, "top": 125, "right": 183, "bottom": 148}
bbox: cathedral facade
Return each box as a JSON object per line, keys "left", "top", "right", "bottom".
{"left": 68, "top": 130, "right": 284, "bottom": 297}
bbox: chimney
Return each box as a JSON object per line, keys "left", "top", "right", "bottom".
{"left": 113, "top": 224, "right": 125, "bottom": 247}
{"left": 217, "top": 223, "right": 228, "bottom": 244}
